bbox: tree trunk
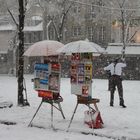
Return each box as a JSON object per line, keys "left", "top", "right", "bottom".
{"left": 17, "top": 0, "right": 25, "bottom": 106}
{"left": 121, "top": 10, "right": 126, "bottom": 59}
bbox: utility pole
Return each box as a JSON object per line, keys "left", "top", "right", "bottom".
{"left": 17, "top": 0, "right": 25, "bottom": 106}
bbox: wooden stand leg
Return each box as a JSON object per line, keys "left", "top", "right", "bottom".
{"left": 51, "top": 103, "right": 54, "bottom": 129}
{"left": 67, "top": 103, "right": 78, "bottom": 132}
{"left": 93, "top": 103, "right": 99, "bottom": 111}
{"left": 28, "top": 100, "right": 43, "bottom": 127}
{"left": 47, "top": 101, "right": 65, "bottom": 119}
{"left": 58, "top": 103, "right": 65, "bottom": 119}
{"left": 87, "top": 104, "right": 94, "bottom": 134}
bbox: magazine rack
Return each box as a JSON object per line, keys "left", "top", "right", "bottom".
{"left": 28, "top": 57, "right": 65, "bottom": 129}
{"left": 67, "top": 53, "right": 102, "bottom": 132}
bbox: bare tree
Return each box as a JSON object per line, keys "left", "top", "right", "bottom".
{"left": 109, "top": 0, "right": 140, "bottom": 58}
{"left": 117, "top": 0, "right": 127, "bottom": 59}
{"left": 38, "top": 0, "right": 74, "bottom": 42}
{"left": 17, "top": 0, "right": 25, "bottom": 106}
{"left": 17, "top": 0, "right": 30, "bottom": 106}
{"left": 3, "top": 0, "right": 29, "bottom": 106}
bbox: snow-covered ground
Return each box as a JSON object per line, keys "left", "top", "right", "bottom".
{"left": 0, "top": 74, "right": 140, "bottom": 140}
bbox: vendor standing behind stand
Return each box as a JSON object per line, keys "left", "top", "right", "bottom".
{"left": 104, "top": 58, "right": 127, "bottom": 108}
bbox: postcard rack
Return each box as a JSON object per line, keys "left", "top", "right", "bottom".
{"left": 28, "top": 58, "right": 65, "bottom": 128}
{"left": 67, "top": 53, "right": 101, "bottom": 131}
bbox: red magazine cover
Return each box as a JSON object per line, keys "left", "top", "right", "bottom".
{"left": 82, "top": 86, "right": 89, "bottom": 97}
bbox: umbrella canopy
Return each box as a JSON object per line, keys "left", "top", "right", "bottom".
{"left": 57, "top": 40, "right": 105, "bottom": 54}
{"left": 24, "top": 40, "right": 64, "bottom": 57}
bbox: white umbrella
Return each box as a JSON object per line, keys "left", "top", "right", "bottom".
{"left": 57, "top": 40, "right": 105, "bottom": 55}
{"left": 24, "top": 40, "right": 64, "bottom": 57}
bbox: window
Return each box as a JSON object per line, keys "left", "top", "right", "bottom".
{"left": 73, "top": 27, "right": 81, "bottom": 36}
{"left": 24, "top": 33, "right": 31, "bottom": 43}
{"left": 87, "top": 26, "right": 95, "bottom": 41}
{"left": 49, "top": 27, "right": 55, "bottom": 40}
{"left": 99, "top": 26, "right": 106, "bottom": 42}
{"left": 87, "top": 2, "right": 96, "bottom": 19}
{"left": 73, "top": 6, "right": 81, "bottom": 14}
{"left": 91, "top": 2, "right": 95, "bottom": 13}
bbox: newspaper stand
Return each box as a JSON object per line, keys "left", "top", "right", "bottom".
{"left": 28, "top": 56, "right": 65, "bottom": 129}
{"left": 67, "top": 53, "right": 103, "bottom": 132}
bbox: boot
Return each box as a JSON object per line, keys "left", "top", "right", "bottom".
{"left": 110, "top": 101, "right": 114, "bottom": 107}
{"left": 110, "top": 92, "right": 114, "bottom": 107}
{"left": 120, "top": 103, "right": 126, "bottom": 108}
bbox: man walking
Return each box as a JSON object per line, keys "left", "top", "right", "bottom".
{"left": 104, "top": 58, "right": 127, "bottom": 108}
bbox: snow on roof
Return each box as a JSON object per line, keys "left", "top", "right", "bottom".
{"left": 0, "top": 24, "right": 16, "bottom": 31}
{"left": 106, "top": 44, "right": 140, "bottom": 55}
{"left": 24, "top": 22, "right": 43, "bottom": 31}
{"left": 0, "top": 50, "right": 7, "bottom": 54}
{"left": 108, "top": 43, "right": 140, "bottom": 46}
{"left": 31, "top": 16, "right": 42, "bottom": 20}
{"left": 0, "top": 22, "right": 43, "bottom": 32}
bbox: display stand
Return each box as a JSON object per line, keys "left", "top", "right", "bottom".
{"left": 28, "top": 56, "right": 65, "bottom": 129}
{"left": 28, "top": 96, "right": 65, "bottom": 129}
{"left": 67, "top": 96, "right": 100, "bottom": 131}
{"left": 67, "top": 53, "right": 102, "bottom": 132}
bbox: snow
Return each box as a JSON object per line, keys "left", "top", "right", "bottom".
{"left": 106, "top": 46, "right": 140, "bottom": 55}
{"left": 24, "top": 22, "right": 43, "bottom": 31}
{"left": 31, "top": 16, "right": 42, "bottom": 21}
{"left": 0, "top": 22, "right": 43, "bottom": 32}
{"left": 0, "top": 74, "right": 140, "bottom": 140}
{"left": 57, "top": 40, "right": 105, "bottom": 54}
{"left": 0, "top": 24, "right": 16, "bottom": 31}
{"left": 106, "top": 43, "right": 140, "bottom": 55}
{"left": 23, "top": 40, "right": 64, "bottom": 57}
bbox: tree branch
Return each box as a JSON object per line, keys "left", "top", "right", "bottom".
{"left": 38, "top": 0, "right": 45, "bottom": 11}
{"left": 7, "top": 7, "right": 18, "bottom": 27}
{"left": 59, "top": 0, "right": 74, "bottom": 40}
{"left": 128, "top": 30, "right": 139, "bottom": 43}
{"left": 51, "top": 18, "right": 60, "bottom": 41}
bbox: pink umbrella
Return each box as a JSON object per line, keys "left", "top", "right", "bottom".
{"left": 24, "top": 40, "right": 64, "bottom": 57}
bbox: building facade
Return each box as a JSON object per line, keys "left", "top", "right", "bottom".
{"left": 0, "top": 0, "right": 140, "bottom": 79}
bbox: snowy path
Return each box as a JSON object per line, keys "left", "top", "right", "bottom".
{"left": 0, "top": 75, "right": 140, "bottom": 140}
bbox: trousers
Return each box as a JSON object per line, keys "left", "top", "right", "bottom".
{"left": 110, "top": 75, "right": 124, "bottom": 105}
